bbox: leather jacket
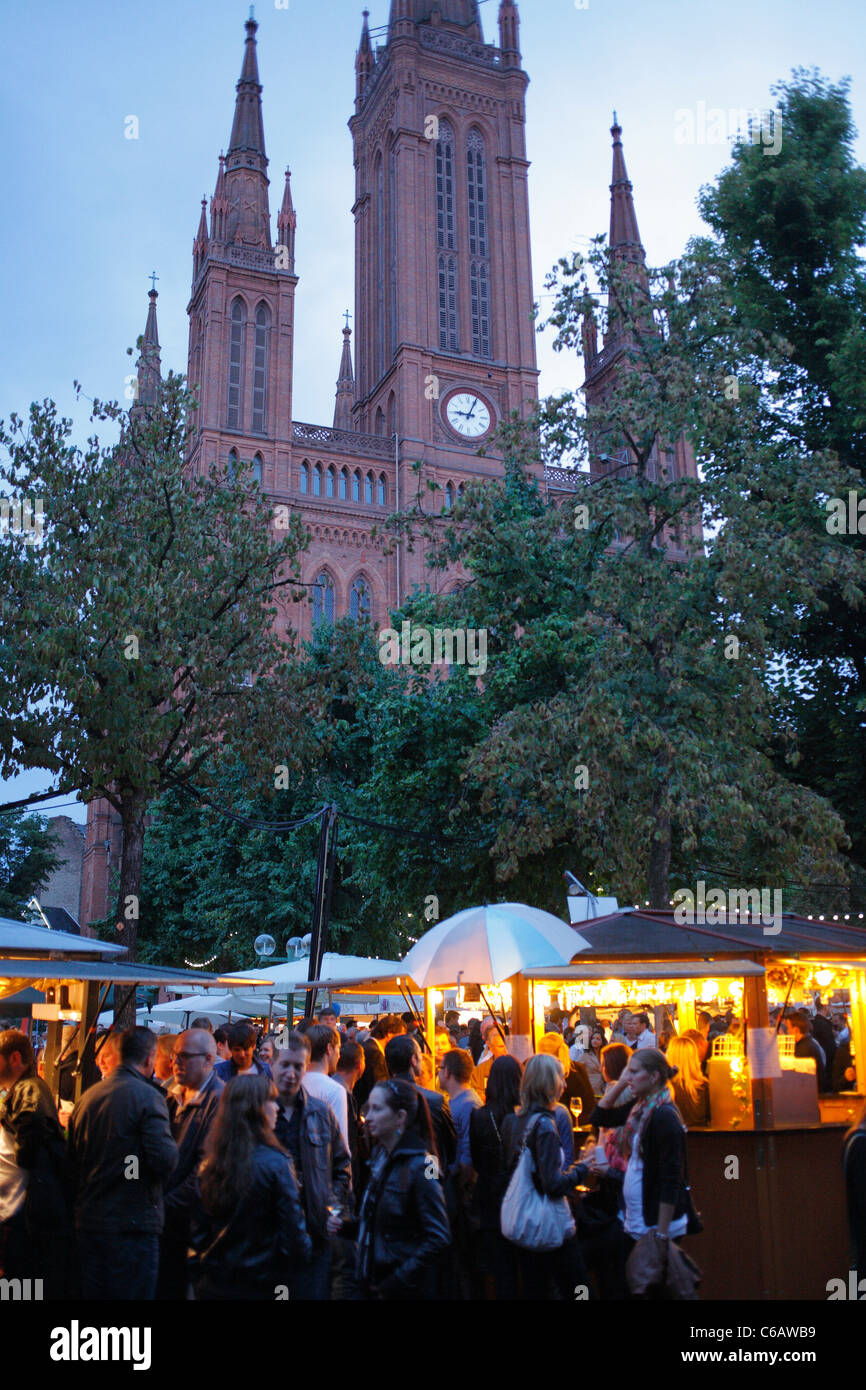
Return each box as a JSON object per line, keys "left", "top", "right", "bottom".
{"left": 192, "top": 1143, "right": 312, "bottom": 1296}
{"left": 274, "top": 1087, "right": 353, "bottom": 1235}
{"left": 502, "top": 1108, "right": 590, "bottom": 1198}
{"left": 67, "top": 1064, "right": 177, "bottom": 1235}
{"left": 357, "top": 1132, "right": 451, "bottom": 1297}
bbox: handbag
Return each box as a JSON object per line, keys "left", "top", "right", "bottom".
{"left": 682, "top": 1143, "right": 704, "bottom": 1236}
{"left": 626, "top": 1233, "right": 702, "bottom": 1299}
{"left": 500, "top": 1115, "right": 576, "bottom": 1252}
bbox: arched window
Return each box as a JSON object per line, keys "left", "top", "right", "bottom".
{"left": 339, "top": 467, "right": 348, "bottom": 500}
{"left": 387, "top": 392, "right": 396, "bottom": 438}
{"left": 313, "top": 463, "right": 322, "bottom": 497}
{"left": 352, "top": 470, "right": 361, "bottom": 502}
{"left": 227, "top": 297, "right": 245, "bottom": 429}
{"left": 389, "top": 146, "right": 397, "bottom": 360}
{"left": 445, "top": 482, "right": 454, "bottom": 511}
{"left": 467, "top": 129, "right": 491, "bottom": 359}
{"left": 376, "top": 154, "right": 385, "bottom": 379}
{"left": 436, "top": 119, "right": 459, "bottom": 351}
{"left": 457, "top": 483, "right": 465, "bottom": 498}
{"left": 252, "top": 453, "right": 263, "bottom": 485}
{"left": 300, "top": 460, "right": 309, "bottom": 494}
{"left": 350, "top": 576, "right": 372, "bottom": 624}
{"left": 377, "top": 474, "right": 387, "bottom": 506}
{"left": 375, "top": 407, "right": 386, "bottom": 437}
{"left": 252, "top": 302, "right": 270, "bottom": 433}
{"left": 364, "top": 472, "right": 374, "bottom": 505}
{"left": 227, "top": 448, "right": 239, "bottom": 482}
{"left": 326, "top": 465, "right": 336, "bottom": 498}
{"left": 312, "top": 572, "right": 335, "bottom": 628}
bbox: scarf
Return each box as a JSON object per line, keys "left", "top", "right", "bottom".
{"left": 620, "top": 1084, "right": 673, "bottom": 1161}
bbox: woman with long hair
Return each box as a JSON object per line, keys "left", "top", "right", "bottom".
{"left": 592, "top": 1048, "right": 697, "bottom": 1285}
{"left": 501, "top": 1054, "right": 592, "bottom": 1299}
{"left": 667, "top": 1035, "right": 710, "bottom": 1127}
{"left": 357, "top": 1078, "right": 451, "bottom": 1299}
{"left": 843, "top": 1100, "right": 866, "bottom": 1281}
{"left": 582, "top": 1027, "right": 607, "bottom": 1096}
{"left": 192, "top": 1075, "right": 311, "bottom": 1299}
{"left": 538, "top": 1031, "right": 596, "bottom": 1130}
{"left": 469, "top": 1055, "right": 523, "bottom": 1298}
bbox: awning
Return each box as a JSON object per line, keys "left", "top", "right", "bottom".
{"left": 0, "top": 916, "right": 126, "bottom": 958}
{"left": 0, "top": 959, "right": 272, "bottom": 988}
{"left": 522, "top": 960, "right": 766, "bottom": 981}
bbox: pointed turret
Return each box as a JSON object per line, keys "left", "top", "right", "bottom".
{"left": 210, "top": 153, "right": 228, "bottom": 244}
{"left": 498, "top": 0, "right": 520, "bottom": 67}
{"left": 389, "top": 1, "right": 482, "bottom": 41}
{"left": 356, "top": 9, "right": 374, "bottom": 95}
{"left": 277, "top": 168, "right": 297, "bottom": 273}
{"left": 333, "top": 322, "right": 355, "bottom": 430}
{"left": 222, "top": 15, "right": 271, "bottom": 251}
{"left": 193, "top": 197, "right": 209, "bottom": 278}
{"left": 135, "top": 282, "right": 162, "bottom": 409}
{"left": 605, "top": 114, "right": 649, "bottom": 345}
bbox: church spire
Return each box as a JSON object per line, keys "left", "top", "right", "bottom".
{"left": 222, "top": 14, "right": 271, "bottom": 251}
{"left": 135, "top": 280, "right": 162, "bottom": 408}
{"left": 193, "top": 197, "right": 209, "bottom": 278}
{"left": 277, "top": 168, "right": 296, "bottom": 273}
{"left": 609, "top": 114, "right": 645, "bottom": 264}
{"left": 498, "top": 0, "right": 520, "bottom": 66}
{"left": 356, "top": 9, "right": 374, "bottom": 95}
{"left": 333, "top": 320, "right": 355, "bottom": 430}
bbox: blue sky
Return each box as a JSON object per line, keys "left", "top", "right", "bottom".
{"left": 2, "top": 0, "right": 864, "bottom": 823}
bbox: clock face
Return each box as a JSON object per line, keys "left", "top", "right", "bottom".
{"left": 445, "top": 391, "right": 492, "bottom": 440}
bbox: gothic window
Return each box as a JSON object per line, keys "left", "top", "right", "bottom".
{"left": 227, "top": 297, "right": 245, "bottom": 429}
{"left": 227, "top": 448, "right": 239, "bottom": 482}
{"left": 352, "top": 470, "right": 361, "bottom": 502}
{"left": 387, "top": 392, "right": 396, "bottom": 438}
{"left": 436, "top": 119, "right": 459, "bottom": 351}
{"left": 252, "top": 301, "right": 270, "bottom": 433}
{"left": 252, "top": 453, "right": 263, "bottom": 485}
{"left": 364, "top": 472, "right": 374, "bottom": 505}
{"left": 300, "top": 460, "right": 309, "bottom": 494}
{"left": 312, "top": 571, "right": 335, "bottom": 628}
{"left": 375, "top": 407, "right": 386, "bottom": 437}
{"left": 377, "top": 474, "right": 387, "bottom": 506}
{"left": 376, "top": 155, "right": 386, "bottom": 380}
{"left": 445, "top": 482, "right": 454, "bottom": 511}
{"left": 339, "top": 467, "right": 348, "bottom": 500}
{"left": 389, "top": 146, "right": 398, "bottom": 360}
{"left": 313, "top": 463, "right": 322, "bottom": 497}
{"left": 350, "top": 576, "right": 372, "bottom": 624}
{"left": 326, "top": 465, "right": 336, "bottom": 499}
{"left": 467, "top": 129, "right": 491, "bottom": 359}
{"left": 457, "top": 483, "right": 465, "bottom": 499}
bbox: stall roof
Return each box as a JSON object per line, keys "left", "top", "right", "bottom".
{"left": 0, "top": 917, "right": 127, "bottom": 959}
{"left": 523, "top": 959, "right": 766, "bottom": 980}
{"left": 565, "top": 909, "right": 866, "bottom": 960}
{"left": 0, "top": 958, "right": 271, "bottom": 988}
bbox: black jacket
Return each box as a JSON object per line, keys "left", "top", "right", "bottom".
{"left": 192, "top": 1142, "right": 312, "bottom": 1297}
{"left": 164, "top": 1070, "right": 224, "bottom": 1224}
{"left": 357, "top": 1132, "right": 451, "bottom": 1297}
{"left": 67, "top": 1063, "right": 178, "bottom": 1235}
{"left": 0, "top": 1072, "right": 68, "bottom": 1231}
{"left": 843, "top": 1128, "right": 866, "bottom": 1279}
{"left": 502, "top": 1108, "right": 590, "bottom": 1198}
{"left": 469, "top": 1104, "right": 513, "bottom": 1231}
{"left": 274, "top": 1087, "right": 353, "bottom": 1235}
{"left": 589, "top": 1097, "right": 690, "bottom": 1229}
{"left": 354, "top": 1040, "right": 388, "bottom": 1108}
{"left": 564, "top": 1061, "right": 597, "bottom": 1123}
{"left": 421, "top": 1086, "right": 457, "bottom": 1171}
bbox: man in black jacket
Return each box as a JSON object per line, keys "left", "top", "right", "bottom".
{"left": 67, "top": 1027, "right": 177, "bottom": 1300}
{"left": 158, "top": 1028, "right": 223, "bottom": 1299}
{"left": 384, "top": 1034, "right": 457, "bottom": 1171}
{"left": 355, "top": 1014, "right": 405, "bottom": 1107}
{"left": 273, "top": 1032, "right": 352, "bottom": 1300}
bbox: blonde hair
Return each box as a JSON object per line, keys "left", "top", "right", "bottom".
{"left": 666, "top": 1035, "right": 705, "bottom": 1103}
{"left": 519, "top": 1053, "right": 564, "bottom": 1114}
{"left": 537, "top": 1032, "right": 570, "bottom": 1071}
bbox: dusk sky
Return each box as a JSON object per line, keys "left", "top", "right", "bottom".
{"left": 2, "top": 0, "right": 864, "bottom": 823}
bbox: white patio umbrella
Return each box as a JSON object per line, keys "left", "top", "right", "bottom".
{"left": 401, "top": 903, "right": 591, "bottom": 987}
{"left": 149, "top": 992, "right": 281, "bottom": 1021}
{"left": 233, "top": 953, "right": 404, "bottom": 993}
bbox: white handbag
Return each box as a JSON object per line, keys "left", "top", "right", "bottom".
{"left": 500, "top": 1115, "right": 577, "bottom": 1251}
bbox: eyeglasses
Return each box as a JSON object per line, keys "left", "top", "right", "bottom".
{"left": 172, "top": 1051, "right": 209, "bottom": 1061}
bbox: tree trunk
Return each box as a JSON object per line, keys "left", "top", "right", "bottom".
{"left": 113, "top": 794, "right": 147, "bottom": 1029}
{"left": 647, "top": 775, "right": 672, "bottom": 910}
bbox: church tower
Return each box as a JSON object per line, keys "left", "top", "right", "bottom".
{"left": 186, "top": 15, "right": 297, "bottom": 500}
{"left": 351, "top": 0, "right": 540, "bottom": 591}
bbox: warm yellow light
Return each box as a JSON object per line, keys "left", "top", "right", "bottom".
{"left": 429, "top": 990, "right": 443, "bottom": 1006}
{"left": 702, "top": 980, "right": 719, "bottom": 1000}
{"left": 729, "top": 980, "right": 744, "bottom": 1000}
{"left": 682, "top": 980, "right": 696, "bottom": 1003}
{"left": 816, "top": 969, "right": 834, "bottom": 988}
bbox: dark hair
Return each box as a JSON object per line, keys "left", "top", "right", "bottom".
{"left": 200, "top": 1075, "right": 282, "bottom": 1219}
{"left": 400, "top": 1011, "right": 416, "bottom": 1027}
{"left": 307, "top": 1024, "right": 339, "bottom": 1063}
{"left": 601, "top": 1042, "right": 631, "bottom": 1082}
{"left": 294, "top": 1017, "right": 315, "bottom": 1036}
{"left": 336, "top": 1040, "right": 363, "bottom": 1073}
{"left": 0, "top": 1029, "right": 34, "bottom": 1072}
{"left": 382, "top": 1013, "right": 406, "bottom": 1039}
{"left": 213, "top": 1027, "right": 229, "bottom": 1046}
{"left": 373, "top": 1076, "right": 419, "bottom": 1127}
{"left": 440, "top": 1048, "right": 473, "bottom": 1085}
{"left": 630, "top": 1047, "right": 677, "bottom": 1088}
{"left": 634, "top": 1013, "right": 650, "bottom": 1030}
{"left": 120, "top": 1027, "right": 157, "bottom": 1067}
{"left": 227, "top": 1021, "right": 257, "bottom": 1049}
{"left": 343, "top": 1018, "right": 357, "bottom": 1031}
{"left": 485, "top": 1055, "right": 522, "bottom": 1127}
{"left": 385, "top": 1034, "right": 418, "bottom": 1077}
{"left": 190, "top": 1017, "right": 214, "bottom": 1033}
{"left": 318, "top": 1006, "right": 338, "bottom": 1020}
{"left": 280, "top": 1030, "right": 311, "bottom": 1056}
{"left": 698, "top": 1011, "right": 713, "bottom": 1027}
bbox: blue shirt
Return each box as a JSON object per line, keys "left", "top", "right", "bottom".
{"left": 449, "top": 1087, "right": 481, "bottom": 1172}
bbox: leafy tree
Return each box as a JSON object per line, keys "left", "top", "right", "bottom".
{"left": 0, "top": 810, "right": 60, "bottom": 919}
{"left": 0, "top": 371, "right": 308, "bottom": 1007}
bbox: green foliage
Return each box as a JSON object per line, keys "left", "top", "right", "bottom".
{"left": 0, "top": 810, "right": 60, "bottom": 919}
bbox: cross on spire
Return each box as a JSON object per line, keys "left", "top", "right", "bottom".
{"left": 344, "top": 309, "right": 352, "bottom": 331}
{"left": 149, "top": 271, "right": 159, "bottom": 293}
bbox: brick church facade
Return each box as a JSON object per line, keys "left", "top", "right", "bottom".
{"left": 79, "top": 0, "right": 695, "bottom": 929}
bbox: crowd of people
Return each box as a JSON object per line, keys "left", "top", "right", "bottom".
{"left": 0, "top": 993, "right": 862, "bottom": 1300}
